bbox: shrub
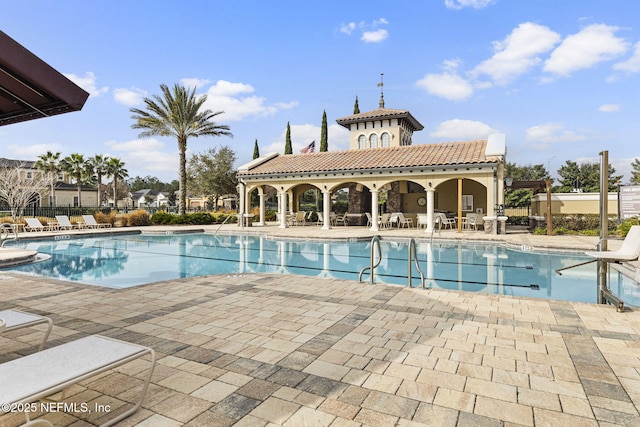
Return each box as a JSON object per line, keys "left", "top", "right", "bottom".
{"left": 0, "top": 216, "right": 14, "bottom": 224}
{"left": 94, "top": 211, "right": 116, "bottom": 226}
{"left": 618, "top": 217, "right": 639, "bottom": 237}
{"left": 124, "top": 209, "right": 150, "bottom": 226}
{"left": 150, "top": 211, "right": 236, "bottom": 225}
{"left": 150, "top": 211, "right": 175, "bottom": 225}
{"left": 506, "top": 215, "right": 528, "bottom": 226}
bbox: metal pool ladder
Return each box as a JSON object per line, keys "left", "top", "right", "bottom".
{"left": 358, "top": 236, "right": 425, "bottom": 288}
{"left": 359, "top": 236, "right": 382, "bottom": 284}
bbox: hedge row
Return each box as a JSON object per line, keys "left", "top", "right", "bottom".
{"left": 150, "top": 211, "right": 237, "bottom": 225}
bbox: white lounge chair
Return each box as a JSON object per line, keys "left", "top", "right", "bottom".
{"left": 24, "top": 218, "right": 54, "bottom": 232}
{"left": 81, "top": 214, "right": 111, "bottom": 229}
{"left": 584, "top": 226, "right": 640, "bottom": 262}
{"left": 416, "top": 213, "right": 429, "bottom": 230}
{"left": 0, "top": 335, "right": 156, "bottom": 427}
{"left": 436, "top": 213, "right": 456, "bottom": 229}
{"left": 55, "top": 215, "right": 80, "bottom": 231}
{"left": 0, "top": 309, "right": 53, "bottom": 351}
{"left": 397, "top": 212, "right": 413, "bottom": 228}
{"left": 462, "top": 213, "right": 479, "bottom": 230}
{"left": 365, "top": 212, "right": 373, "bottom": 227}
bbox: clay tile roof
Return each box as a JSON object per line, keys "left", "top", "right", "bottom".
{"left": 336, "top": 108, "right": 424, "bottom": 131}
{"left": 239, "top": 140, "right": 500, "bottom": 177}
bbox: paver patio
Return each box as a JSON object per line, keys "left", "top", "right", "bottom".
{"left": 1, "top": 225, "right": 639, "bottom": 426}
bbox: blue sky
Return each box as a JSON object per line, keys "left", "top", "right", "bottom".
{"left": 2, "top": 0, "right": 639, "bottom": 183}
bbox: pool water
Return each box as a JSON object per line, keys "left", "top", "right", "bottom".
{"left": 5, "top": 233, "right": 639, "bottom": 306}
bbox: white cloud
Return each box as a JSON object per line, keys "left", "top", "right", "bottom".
{"left": 180, "top": 78, "right": 212, "bottom": 89}
{"left": 544, "top": 24, "right": 629, "bottom": 77}
{"left": 7, "top": 143, "right": 64, "bottom": 159}
{"left": 340, "top": 18, "right": 389, "bottom": 43}
{"left": 201, "top": 80, "right": 297, "bottom": 121}
{"left": 430, "top": 119, "right": 498, "bottom": 140}
{"left": 416, "top": 60, "right": 474, "bottom": 101}
{"left": 362, "top": 29, "right": 388, "bottom": 43}
{"left": 105, "top": 138, "right": 177, "bottom": 177}
{"left": 525, "top": 123, "right": 589, "bottom": 144}
{"left": 473, "top": 22, "right": 561, "bottom": 85}
{"left": 340, "top": 22, "right": 356, "bottom": 35}
{"left": 113, "top": 87, "right": 147, "bottom": 106}
{"left": 598, "top": 104, "right": 620, "bottom": 112}
{"left": 444, "top": 0, "right": 497, "bottom": 10}
{"left": 64, "top": 71, "right": 109, "bottom": 97}
{"left": 613, "top": 41, "right": 640, "bottom": 73}
{"left": 262, "top": 123, "right": 349, "bottom": 154}
{"left": 207, "top": 80, "right": 254, "bottom": 96}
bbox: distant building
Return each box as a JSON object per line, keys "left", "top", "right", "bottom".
{"left": 237, "top": 94, "right": 507, "bottom": 232}
{"left": 0, "top": 157, "right": 97, "bottom": 207}
{"left": 127, "top": 189, "right": 169, "bottom": 209}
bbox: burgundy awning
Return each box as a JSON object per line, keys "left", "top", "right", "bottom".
{"left": 0, "top": 31, "right": 89, "bottom": 126}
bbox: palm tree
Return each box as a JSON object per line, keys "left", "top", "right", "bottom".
{"left": 60, "top": 153, "right": 89, "bottom": 207}
{"left": 130, "top": 83, "right": 233, "bottom": 215}
{"left": 89, "top": 154, "right": 110, "bottom": 207}
{"left": 34, "top": 151, "right": 61, "bottom": 207}
{"left": 106, "top": 157, "right": 128, "bottom": 209}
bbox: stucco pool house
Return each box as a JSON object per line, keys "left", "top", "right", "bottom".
{"left": 237, "top": 95, "right": 507, "bottom": 233}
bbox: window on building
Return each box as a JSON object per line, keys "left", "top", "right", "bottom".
{"left": 369, "top": 133, "right": 378, "bottom": 148}
{"left": 381, "top": 132, "right": 390, "bottom": 147}
{"left": 26, "top": 171, "right": 33, "bottom": 179}
{"left": 358, "top": 134, "right": 367, "bottom": 149}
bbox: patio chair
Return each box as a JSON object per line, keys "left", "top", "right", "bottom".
{"left": 55, "top": 215, "right": 80, "bottom": 231}
{"left": 397, "top": 212, "right": 413, "bottom": 228}
{"left": 365, "top": 212, "right": 373, "bottom": 227}
{"left": 437, "top": 213, "right": 456, "bottom": 230}
{"left": 0, "top": 335, "right": 156, "bottom": 427}
{"left": 416, "top": 213, "right": 429, "bottom": 230}
{"left": 24, "top": 218, "right": 54, "bottom": 232}
{"left": 388, "top": 213, "right": 400, "bottom": 228}
{"left": 0, "top": 309, "right": 53, "bottom": 351}
{"left": 378, "top": 213, "right": 391, "bottom": 228}
{"left": 81, "top": 214, "right": 112, "bottom": 229}
{"left": 462, "top": 213, "right": 479, "bottom": 230}
{"left": 292, "top": 211, "right": 307, "bottom": 226}
{"left": 335, "top": 212, "right": 348, "bottom": 226}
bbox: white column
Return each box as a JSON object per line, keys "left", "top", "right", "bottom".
{"left": 278, "top": 191, "right": 288, "bottom": 228}
{"left": 257, "top": 192, "right": 265, "bottom": 225}
{"left": 370, "top": 189, "right": 379, "bottom": 231}
{"left": 238, "top": 183, "right": 246, "bottom": 228}
{"left": 322, "top": 190, "right": 331, "bottom": 230}
{"left": 425, "top": 188, "right": 435, "bottom": 233}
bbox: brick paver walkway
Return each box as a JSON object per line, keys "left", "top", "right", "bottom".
{"left": 1, "top": 263, "right": 639, "bottom": 426}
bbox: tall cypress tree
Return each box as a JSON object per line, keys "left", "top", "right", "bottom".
{"left": 320, "top": 110, "right": 328, "bottom": 152}
{"left": 284, "top": 122, "right": 292, "bottom": 154}
{"left": 252, "top": 139, "right": 260, "bottom": 159}
{"left": 353, "top": 96, "right": 360, "bottom": 114}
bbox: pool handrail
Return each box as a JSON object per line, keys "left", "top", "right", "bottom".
{"left": 214, "top": 213, "right": 233, "bottom": 235}
{"left": 408, "top": 238, "right": 425, "bottom": 288}
{"left": 359, "top": 235, "right": 382, "bottom": 284}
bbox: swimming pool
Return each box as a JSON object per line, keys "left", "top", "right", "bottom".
{"left": 4, "top": 233, "right": 639, "bottom": 306}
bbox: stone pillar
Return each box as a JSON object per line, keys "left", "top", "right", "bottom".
{"left": 387, "top": 182, "right": 402, "bottom": 213}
